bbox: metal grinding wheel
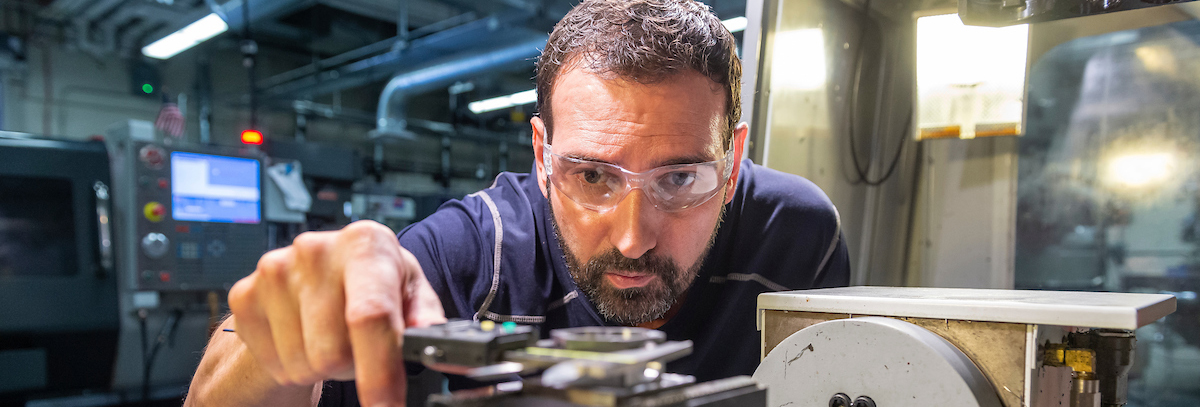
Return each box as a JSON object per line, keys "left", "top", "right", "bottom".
{"left": 753, "top": 317, "right": 1003, "bottom": 407}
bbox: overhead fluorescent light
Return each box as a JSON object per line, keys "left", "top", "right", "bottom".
{"left": 468, "top": 89, "right": 537, "bottom": 114}
{"left": 722, "top": 16, "right": 748, "bottom": 34}
{"left": 142, "top": 13, "right": 228, "bottom": 59}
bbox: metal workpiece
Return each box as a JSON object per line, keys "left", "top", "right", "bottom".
{"left": 402, "top": 319, "right": 538, "bottom": 370}
{"left": 550, "top": 327, "right": 666, "bottom": 352}
{"left": 501, "top": 338, "right": 692, "bottom": 388}
{"left": 408, "top": 322, "right": 764, "bottom": 407}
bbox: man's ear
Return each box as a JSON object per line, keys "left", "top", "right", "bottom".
{"left": 532, "top": 116, "right": 549, "bottom": 199}
{"left": 724, "top": 122, "right": 749, "bottom": 204}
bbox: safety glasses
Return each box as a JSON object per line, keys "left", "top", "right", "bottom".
{"left": 543, "top": 142, "right": 735, "bottom": 212}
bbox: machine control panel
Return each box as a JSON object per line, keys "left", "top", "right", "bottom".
{"left": 132, "top": 142, "right": 266, "bottom": 291}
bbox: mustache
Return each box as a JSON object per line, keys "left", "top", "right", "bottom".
{"left": 583, "top": 249, "right": 678, "bottom": 280}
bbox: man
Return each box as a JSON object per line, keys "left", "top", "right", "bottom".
{"left": 185, "top": 0, "right": 849, "bottom": 406}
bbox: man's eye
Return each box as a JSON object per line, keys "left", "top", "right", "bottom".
{"left": 582, "top": 170, "right": 601, "bottom": 183}
{"left": 666, "top": 172, "right": 696, "bottom": 188}
{"left": 575, "top": 169, "right": 606, "bottom": 184}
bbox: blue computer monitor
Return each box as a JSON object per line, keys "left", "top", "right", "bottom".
{"left": 170, "top": 152, "right": 261, "bottom": 224}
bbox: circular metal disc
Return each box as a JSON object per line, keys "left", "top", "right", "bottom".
{"left": 551, "top": 326, "right": 665, "bottom": 351}
{"left": 753, "top": 317, "right": 1003, "bottom": 407}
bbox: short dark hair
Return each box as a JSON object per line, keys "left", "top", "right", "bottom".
{"left": 535, "top": 0, "right": 742, "bottom": 149}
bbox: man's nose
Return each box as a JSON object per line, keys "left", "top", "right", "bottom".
{"left": 608, "top": 189, "right": 661, "bottom": 259}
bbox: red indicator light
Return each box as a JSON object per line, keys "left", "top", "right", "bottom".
{"left": 241, "top": 129, "right": 264, "bottom": 145}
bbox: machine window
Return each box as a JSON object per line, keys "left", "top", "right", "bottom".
{"left": 0, "top": 175, "right": 78, "bottom": 278}
{"left": 1017, "top": 19, "right": 1200, "bottom": 404}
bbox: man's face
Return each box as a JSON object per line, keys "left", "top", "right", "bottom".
{"left": 532, "top": 67, "right": 747, "bottom": 325}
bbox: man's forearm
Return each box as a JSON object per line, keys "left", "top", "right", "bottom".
{"left": 184, "top": 316, "right": 319, "bottom": 407}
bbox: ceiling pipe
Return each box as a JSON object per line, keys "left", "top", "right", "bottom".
{"left": 373, "top": 35, "right": 546, "bottom": 140}
{"left": 261, "top": 9, "right": 539, "bottom": 99}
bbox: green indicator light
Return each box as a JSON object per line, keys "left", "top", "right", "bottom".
{"left": 501, "top": 321, "right": 517, "bottom": 333}
{"left": 142, "top": 84, "right": 154, "bottom": 94}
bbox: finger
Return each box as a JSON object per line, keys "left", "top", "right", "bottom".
{"left": 344, "top": 253, "right": 406, "bottom": 406}
{"left": 293, "top": 233, "right": 354, "bottom": 381}
{"left": 259, "top": 255, "right": 321, "bottom": 386}
{"left": 228, "top": 271, "right": 286, "bottom": 383}
{"left": 399, "top": 251, "right": 446, "bottom": 328}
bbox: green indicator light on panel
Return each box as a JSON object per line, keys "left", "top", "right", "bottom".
{"left": 142, "top": 84, "right": 154, "bottom": 94}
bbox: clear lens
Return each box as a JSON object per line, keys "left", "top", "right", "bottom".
{"left": 545, "top": 144, "right": 732, "bottom": 212}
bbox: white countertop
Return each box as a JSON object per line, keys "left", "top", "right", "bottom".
{"left": 758, "top": 286, "right": 1177, "bottom": 330}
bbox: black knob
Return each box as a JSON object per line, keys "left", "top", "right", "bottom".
{"left": 853, "top": 396, "right": 876, "bottom": 407}
{"left": 829, "top": 393, "right": 852, "bottom": 407}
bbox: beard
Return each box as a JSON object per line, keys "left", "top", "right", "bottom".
{"left": 547, "top": 187, "right": 725, "bottom": 325}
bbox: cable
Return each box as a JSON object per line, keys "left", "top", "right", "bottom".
{"left": 845, "top": 0, "right": 910, "bottom": 186}
{"left": 140, "top": 309, "right": 183, "bottom": 404}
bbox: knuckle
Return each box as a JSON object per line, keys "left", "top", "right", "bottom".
{"left": 345, "top": 296, "right": 397, "bottom": 328}
{"left": 255, "top": 249, "right": 292, "bottom": 280}
{"left": 343, "top": 220, "right": 393, "bottom": 243}
{"left": 227, "top": 279, "right": 252, "bottom": 311}
{"left": 291, "top": 232, "right": 325, "bottom": 254}
{"left": 255, "top": 247, "right": 288, "bottom": 269}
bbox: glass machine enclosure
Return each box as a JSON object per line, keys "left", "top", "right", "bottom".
{"left": 1016, "top": 13, "right": 1200, "bottom": 404}
{"left": 743, "top": 0, "right": 1200, "bottom": 404}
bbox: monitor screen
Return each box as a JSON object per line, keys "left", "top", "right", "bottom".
{"left": 171, "top": 152, "right": 261, "bottom": 224}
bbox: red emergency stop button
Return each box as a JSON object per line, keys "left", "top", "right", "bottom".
{"left": 139, "top": 145, "right": 165, "bottom": 169}
{"left": 143, "top": 202, "right": 166, "bottom": 222}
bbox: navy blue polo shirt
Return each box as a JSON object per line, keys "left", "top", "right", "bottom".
{"left": 317, "top": 160, "right": 850, "bottom": 406}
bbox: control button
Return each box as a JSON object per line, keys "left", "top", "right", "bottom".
{"left": 179, "top": 242, "right": 200, "bottom": 259}
{"left": 501, "top": 321, "right": 517, "bottom": 334}
{"left": 143, "top": 202, "right": 166, "bottom": 222}
{"left": 157, "top": 178, "right": 168, "bottom": 189}
{"left": 138, "top": 145, "right": 166, "bottom": 169}
{"left": 142, "top": 233, "right": 169, "bottom": 258}
{"left": 480, "top": 320, "right": 495, "bottom": 332}
{"left": 159, "top": 272, "right": 171, "bottom": 282}
{"left": 207, "top": 240, "right": 227, "bottom": 258}
{"left": 141, "top": 270, "right": 154, "bottom": 280}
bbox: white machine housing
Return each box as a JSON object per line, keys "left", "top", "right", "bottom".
{"left": 754, "top": 287, "right": 1176, "bottom": 407}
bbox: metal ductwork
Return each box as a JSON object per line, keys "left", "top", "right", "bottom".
{"left": 374, "top": 35, "right": 547, "bottom": 139}
{"left": 261, "top": 9, "right": 541, "bottom": 100}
